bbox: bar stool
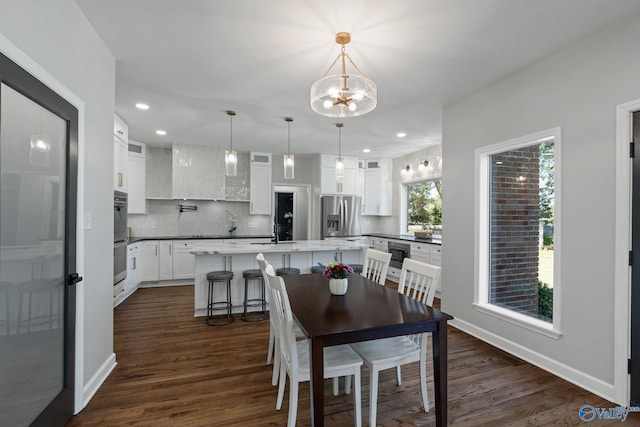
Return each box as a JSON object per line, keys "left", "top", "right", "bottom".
{"left": 16, "top": 278, "right": 63, "bottom": 333}
{"left": 241, "top": 269, "right": 268, "bottom": 322}
{"left": 276, "top": 267, "right": 300, "bottom": 276}
{"left": 310, "top": 265, "right": 324, "bottom": 274}
{"left": 205, "top": 270, "right": 234, "bottom": 326}
{"left": 350, "top": 264, "right": 363, "bottom": 274}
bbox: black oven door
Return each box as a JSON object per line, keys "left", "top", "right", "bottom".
{"left": 389, "top": 248, "right": 406, "bottom": 268}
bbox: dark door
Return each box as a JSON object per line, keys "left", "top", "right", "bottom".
{"left": 631, "top": 111, "right": 640, "bottom": 404}
{"left": 0, "top": 52, "right": 80, "bottom": 425}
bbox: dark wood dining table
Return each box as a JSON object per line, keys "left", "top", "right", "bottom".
{"left": 282, "top": 272, "right": 453, "bottom": 427}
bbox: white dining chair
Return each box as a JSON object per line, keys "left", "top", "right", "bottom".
{"left": 361, "top": 248, "right": 392, "bottom": 285}
{"left": 351, "top": 257, "right": 441, "bottom": 427}
{"left": 265, "top": 265, "right": 363, "bottom": 427}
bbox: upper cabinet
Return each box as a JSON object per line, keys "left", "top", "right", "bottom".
{"left": 172, "top": 144, "right": 225, "bottom": 200}
{"left": 127, "top": 140, "right": 146, "bottom": 214}
{"left": 319, "top": 154, "right": 359, "bottom": 195}
{"left": 362, "top": 158, "right": 392, "bottom": 216}
{"left": 250, "top": 152, "right": 272, "bottom": 214}
{"left": 113, "top": 114, "right": 128, "bottom": 192}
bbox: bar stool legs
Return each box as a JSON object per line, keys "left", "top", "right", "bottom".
{"left": 205, "top": 271, "right": 234, "bottom": 326}
{"left": 241, "top": 269, "right": 268, "bottom": 322}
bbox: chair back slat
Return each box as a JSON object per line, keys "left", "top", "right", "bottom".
{"left": 397, "top": 258, "right": 441, "bottom": 346}
{"left": 265, "top": 265, "right": 298, "bottom": 373}
{"left": 361, "top": 248, "right": 392, "bottom": 285}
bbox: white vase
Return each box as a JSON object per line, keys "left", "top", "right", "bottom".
{"left": 329, "top": 278, "right": 348, "bottom": 295}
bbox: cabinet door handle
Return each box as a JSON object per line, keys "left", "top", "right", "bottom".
{"left": 230, "top": 255, "right": 233, "bottom": 271}
{"left": 169, "top": 245, "right": 172, "bottom": 255}
{"left": 133, "top": 257, "right": 136, "bottom": 270}
{"left": 155, "top": 246, "right": 158, "bottom": 256}
{"left": 118, "top": 172, "right": 123, "bottom": 187}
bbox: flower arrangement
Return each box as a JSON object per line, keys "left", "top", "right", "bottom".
{"left": 226, "top": 210, "right": 237, "bottom": 234}
{"left": 322, "top": 262, "right": 354, "bottom": 281}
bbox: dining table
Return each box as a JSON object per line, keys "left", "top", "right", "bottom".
{"left": 282, "top": 272, "right": 453, "bottom": 427}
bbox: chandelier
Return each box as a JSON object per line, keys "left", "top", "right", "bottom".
{"left": 310, "top": 32, "right": 377, "bottom": 118}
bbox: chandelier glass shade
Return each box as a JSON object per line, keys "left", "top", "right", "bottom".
{"left": 335, "top": 123, "right": 345, "bottom": 187}
{"left": 283, "top": 117, "right": 294, "bottom": 179}
{"left": 310, "top": 32, "right": 377, "bottom": 118}
{"left": 225, "top": 110, "right": 237, "bottom": 177}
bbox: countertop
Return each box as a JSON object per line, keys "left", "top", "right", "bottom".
{"left": 192, "top": 239, "right": 369, "bottom": 255}
{"left": 362, "top": 233, "right": 442, "bottom": 245}
{"left": 128, "top": 235, "right": 272, "bottom": 244}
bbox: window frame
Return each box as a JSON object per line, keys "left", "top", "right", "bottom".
{"left": 474, "top": 127, "right": 562, "bottom": 339}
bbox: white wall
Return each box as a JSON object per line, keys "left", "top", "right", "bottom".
{"left": 0, "top": 0, "right": 116, "bottom": 410}
{"left": 442, "top": 11, "right": 640, "bottom": 402}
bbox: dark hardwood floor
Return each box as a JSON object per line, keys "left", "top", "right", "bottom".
{"left": 66, "top": 285, "right": 637, "bottom": 426}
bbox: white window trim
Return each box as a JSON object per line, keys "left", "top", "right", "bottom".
{"left": 474, "top": 127, "right": 562, "bottom": 339}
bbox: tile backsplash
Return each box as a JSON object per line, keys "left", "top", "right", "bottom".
{"left": 128, "top": 199, "right": 271, "bottom": 238}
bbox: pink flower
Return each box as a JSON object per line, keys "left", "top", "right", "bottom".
{"left": 322, "top": 262, "right": 354, "bottom": 280}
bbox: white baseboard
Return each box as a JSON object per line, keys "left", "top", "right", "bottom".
{"left": 449, "top": 318, "right": 615, "bottom": 403}
{"left": 81, "top": 352, "right": 117, "bottom": 410}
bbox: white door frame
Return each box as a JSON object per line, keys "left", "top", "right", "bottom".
{"left": 614, "top": 98, "right": 640, "bottom": 405}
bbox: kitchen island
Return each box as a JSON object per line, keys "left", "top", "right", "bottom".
{"left": 191, "top": 240, "right": 369, "bottom": 317}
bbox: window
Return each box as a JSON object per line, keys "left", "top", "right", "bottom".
{"left": 404, "top": 179, "right": 442, "bottom": 236}
{"left": 475, "top": 128, "right": 560, "bottom": 338}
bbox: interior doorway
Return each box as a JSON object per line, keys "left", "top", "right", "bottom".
{"left": 631, "top": 111, "right": 640, "bottom": 405}
{"left": 274, "top": 185, "right": 310, "bottom": 241}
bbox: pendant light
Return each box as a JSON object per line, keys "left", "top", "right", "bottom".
{"left": 283, "top": 117, "right": 294, "bottom": 179}
{"left": 335, "top": 123, "right": 345, "bottom": 192}
{"left": 310, "top": 32, "right": 377, "bottom": 118}
{"left": 225, "top": 110, "right": 237, "bottom": 177}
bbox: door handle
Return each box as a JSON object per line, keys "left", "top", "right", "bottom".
{"left": 68, "top": 272, "right": 83, "bottom": 286}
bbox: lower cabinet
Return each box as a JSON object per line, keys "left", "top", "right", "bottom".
{"left": 173, "top": 240, "right": 197, "bottom": 280}
{"left": 142, "top": 241, "right": 160, "bottom": 282}
{"left": 158, "top": 241, "right": 173, "bottom": 280}
{"left": 311, "top": 250, "right": 362, "bottom": 268}
{"left": 114, "top": 242, "right": 141, "bottom": 307}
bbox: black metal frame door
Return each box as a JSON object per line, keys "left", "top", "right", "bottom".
{"left": 0, "top": 51, "right": 79, "bottom": 426}
{"left": 631, "top": 111, "right": 640, "bottom": 405}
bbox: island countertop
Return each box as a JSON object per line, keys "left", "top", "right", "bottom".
{"left": 191, "top": 239, "right": 370, "bottom": 255}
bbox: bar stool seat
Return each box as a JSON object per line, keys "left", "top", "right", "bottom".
{"left": 350, "top": 264, "right": 363, "bottom": 274}
{"left": 310, "top": 265, "right": 324, "bottom": 274}
{"left": 276, "top": 267, "right": 300, "bottom": 276}
{"left": 241, "top": 269, "right": 268, "bottom": 322}
{"left": 205, "top": 270, "right": 234, "bottom": 326}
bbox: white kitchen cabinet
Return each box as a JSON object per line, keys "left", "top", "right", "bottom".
{"left": 319, "top": 154, "right": 358, "bottom": 195}
{"left": 312, "top": 250, "right": 362, "bottom": 269}
{"left": 371, "top": 237, "right": 388, "bottom": 252}
{"left": 363, "top": 159, "right": 392, "bottom": 216}
{"left": 173, "top": 240, "right": 197, "bottom": 280}
{"left": 172, "top": 144, "right": 225, "bottom": 200}
{"left": 250, "top": 152, "right": 272, "bottom": 215}
{"left": 410, "top": 242, "right": 430, "bottom": 264}
{"left": 141, "top": 241, "right": 159, "bottom": 282}
{"left": 127, "top": 140, "right": 146, "bottom": 214}
{"left": 126, "top": 242, "right": 142, "bottom": 289}
{"left": 113, "top": 114, "right": 128, "bottom": 192}
{"left": 159, "top": 241, "right": 173, "bottom": 280}
{"left": 115, "top": 242, "right": 142, "bottom": 306}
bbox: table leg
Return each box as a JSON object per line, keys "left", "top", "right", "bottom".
{"left": 309, "top": 337, "right": 325, "bottom": 426}
{"left": 432, "top": 320, "right": 448, "bottom": 427}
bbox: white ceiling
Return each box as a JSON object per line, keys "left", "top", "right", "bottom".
{"left": 76, "top": 0, "right": 640, "bottom": 159}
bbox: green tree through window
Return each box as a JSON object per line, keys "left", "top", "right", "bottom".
{"left": 406, "top": 180, "right": 442, "bottom": 233}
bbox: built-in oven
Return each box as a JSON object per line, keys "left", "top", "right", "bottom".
{"left": 114, "top": 191, "right": 128, "bottom": 285}
{"left": 388, "top": 241, "right": 410, "bottom": 269}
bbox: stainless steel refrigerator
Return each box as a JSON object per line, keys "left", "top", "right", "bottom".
{"left": 321, "top": 195, "right": 362, "bottom": 239}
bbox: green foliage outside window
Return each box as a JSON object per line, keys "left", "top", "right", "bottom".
{"left": 407, "top": 180, "right": 442, "bottom": 232}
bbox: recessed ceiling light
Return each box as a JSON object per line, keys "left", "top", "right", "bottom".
{"left": 396, "top": 132, "right": 407, "bottom": 138}
{"left": 156, "top": 130, "right": 167, "bottom": 136}
{"left": 362, "top": 148, "right": 371, "bottom": 153}
{"left": 135, "top": 103, "right": 149, "bottom": 110}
